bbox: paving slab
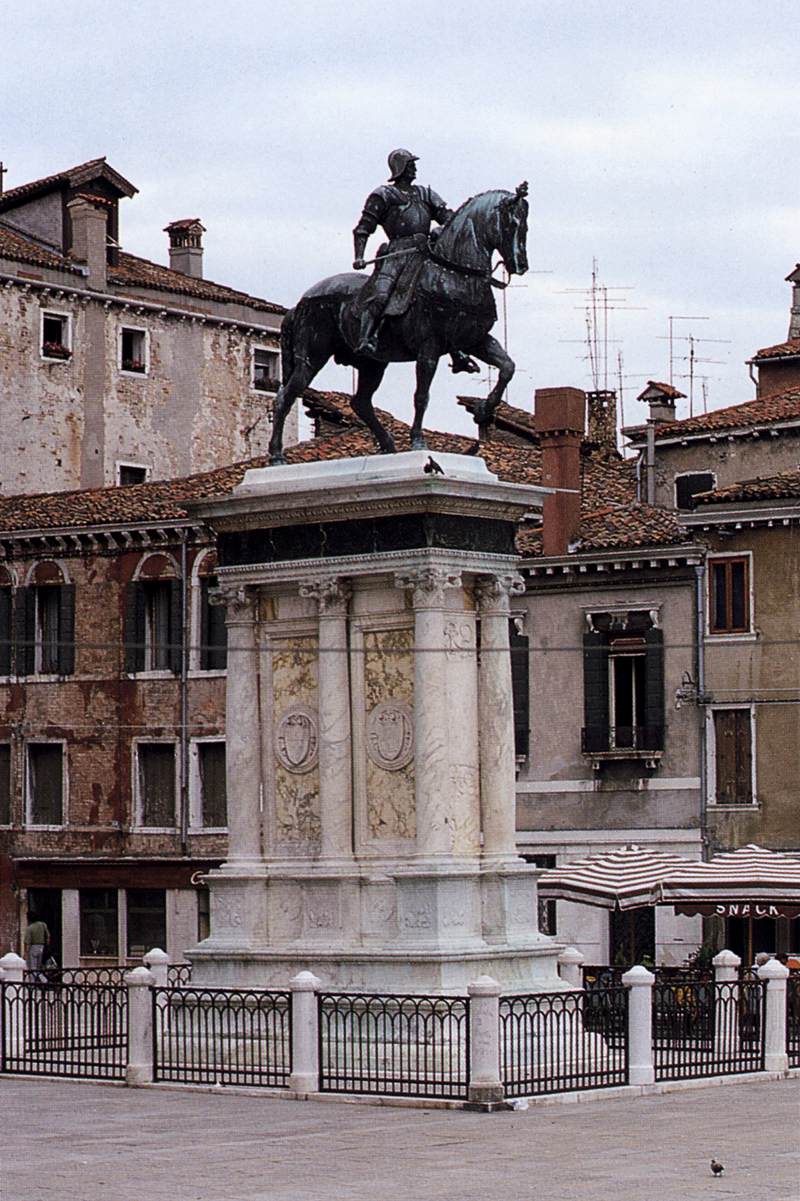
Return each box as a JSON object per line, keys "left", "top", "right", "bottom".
{"left": 0, "top": 1077, "right": 798, "bottom": 1201}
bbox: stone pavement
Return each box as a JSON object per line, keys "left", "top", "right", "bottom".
{"left": 1, "top": 1077, "right": 798, "bottom": 1201}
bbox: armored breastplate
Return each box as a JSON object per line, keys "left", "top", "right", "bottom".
{"left": 383, "top": 195, "right": 434, "bottom": 240}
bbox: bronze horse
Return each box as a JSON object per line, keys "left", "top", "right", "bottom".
{"left": 268, "top": 183, "right": 529, "bottom": 464}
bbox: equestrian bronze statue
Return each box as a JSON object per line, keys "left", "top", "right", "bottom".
{"left": 268, "top": 149, "right": 529, "bottom": 464}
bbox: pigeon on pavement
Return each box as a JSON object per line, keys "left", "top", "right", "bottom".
{"left": 710, "top": 1159, "right": 725, "bottom": 1177}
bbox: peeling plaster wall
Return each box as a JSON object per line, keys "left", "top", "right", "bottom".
{"left": 648, "top": 433, "right": 800, "bottom": 510}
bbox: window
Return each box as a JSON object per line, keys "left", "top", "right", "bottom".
{"left": 199, "top": 577, "right": 227, "bottom": 670}
{"left": 124, "top": 572, "right": 182, "bottom": 674}
{"left": 583, "top": 612, "right": 664, "bottom": 755}
{"left": 15, "top": 572, "right": 75, "bottom": 676}
{"left": 40, "top": 311, "right": 71, "bottom": 360}
{"left": 675, "top": 472, "right": 715, "bottom": 510}
{"left": 117, "top": 463, "right": 149, "bottom": 487}
{"left": 0, "top": 578, "right": 11, "bottom": 676}
{"left": 80, "top": 889, "right": 118, "bottom": 957}
{"left": 252, "top": 346, "right": 280, "bottom": 392}
{"left": 510, "top": 619, "right": 529, "bottom": 759}
{"left": 27, "top": 743, "right": 64, "bottom": 825}
{"left": 0, "top": 744, "right": 11, "bottom": 825}
{"left": 136, "top": 743, "right": 176, "bottom": 828}
{"left": 711, "top": 708, "right": 753, "bottom": 805}
{"left": 126, "top": 889, "right": 166, "bottom": 957}
{"left": 193, "top": 741, "right": 227, "bottom": 829}
{"left": 119, "top": 327, "right": 147, "bottom": 374}
{"left": 709, "top": 556, "right": 750, "bottom": 634}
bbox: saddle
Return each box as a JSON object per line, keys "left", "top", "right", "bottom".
{"left": 342, "top": 234, "right": 428, "bottom": 355}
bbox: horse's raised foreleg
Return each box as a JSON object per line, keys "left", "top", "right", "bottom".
{"left": 268, "top": 363, "right": 318, "bottom": 465}
{"left": 351, "top": 360, "right": 395, "bottom": 454}
{"left": 469, "top": 334, "right": 516, "bottom": 428}
{"left": 411, "top": 347, "right": 441, "bottom": 450}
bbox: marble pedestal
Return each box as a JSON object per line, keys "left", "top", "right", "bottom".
{"left": 186, "top": 451, "right": 564, "bottom": 994}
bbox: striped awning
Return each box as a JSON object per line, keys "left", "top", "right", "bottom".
{"left": 537, "top": 845, "right": 693, "bottom": 910}
{"left": 658, "top": 844, "right": 800, "bottom": 916}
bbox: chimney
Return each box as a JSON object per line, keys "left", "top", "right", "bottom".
{"left": 786, "top": 264, "right": 800, "bottom": 340}
{"left": 67, "top": 195, "right": 108, "bottom": 288}
{"left": 165, "top": 218, "right": 205, "bottom": 279}
{"left": 636, "top": 380, "right": 684, "bottom": 424}
{"left": 534, "top": 386, "right": 585, "bottom": 557}
{"left": 586, "top": 389, "right": 617, "bottom": 452}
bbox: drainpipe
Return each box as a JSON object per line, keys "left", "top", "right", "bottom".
{"left": 694, "top": 562, "right": 708, "bottom": 860}
{"left": 645, "top": 422, "right": 656, "bottom": 505}
{"left": 179, "top": 536, "right": 190, "bottom": 857}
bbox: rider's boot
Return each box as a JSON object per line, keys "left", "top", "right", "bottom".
{"left": 450, "top": 350, "right": 480, "bottom": 374}
{"left": 354, "top": 308, "right": 380, "bottom": 357}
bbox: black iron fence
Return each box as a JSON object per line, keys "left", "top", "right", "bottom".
{"left": 23, "top": 965, "right": 131, "bottom": 986}
{"left": 501, "top": 988, "right": 629, "bottom": 1098}
{"left": 152, "top": 986, "right": 290, "bottom": 1087}
{"left": 166, "top": 964, "right": 193, "bottom": 986}
{"left": 653, "top": 979, "right": 764, "bottom": 1081}
{"left": 1, "top": 981, "right": 127, "bottom": 1080}
{"left": 788, "top": 973, "right": 800, "bottom": 1068}
{"left": 318, "top": 992, "right": 469, "bottom": 1099}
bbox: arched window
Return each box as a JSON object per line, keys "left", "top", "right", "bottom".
{"left": 18, "top": 562, "right": 75, "bottom": 676}
{"left": 124, "top": 554, "right": 182, "bottom": 674}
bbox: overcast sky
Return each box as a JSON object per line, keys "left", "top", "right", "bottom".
{"left": 4, "top": 1, "right": 799, "bottom": 443}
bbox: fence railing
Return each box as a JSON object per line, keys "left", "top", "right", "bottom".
{"left": 788, "top": 973, "right": 800, "bottom": 1069}
{"left": 23, "top": 965, "right": 131, "bottom": 987}
{"left": 153, "top": 986, "right": 290, "bottom": 1087}
{"left": 318, "top": 992, "right": 469, "bottom": 1099}
{"left": 501, "top": 987, "right": 628, "bottom": 1098}
{"left": 1, "top": 981, "right": 128, "bottom": 1080}
{"left": 653, "top": 979, "right": 764, "bottom": 1081}
{"left": 166, "top": 964, "right": 193, "bottom": 987}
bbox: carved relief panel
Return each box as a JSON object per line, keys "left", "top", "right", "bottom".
{"left": 271, "top": 633, "right": 321, "bottom": 846}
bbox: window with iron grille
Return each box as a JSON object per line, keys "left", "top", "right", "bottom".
{"left": 136, "top": 743, "right": 176, "bottom": 828}
{"left": 27, "top": 743, "right": 64, "bottom": 825}
{"left": 583, "top": 613, "right": 664, "bottom": 754}
{"left": 709, "top": 556, "right": 750, "bottom": 634}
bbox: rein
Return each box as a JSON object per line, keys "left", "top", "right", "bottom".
{"left": 429, "top": 247, "right": 509, "bottom": 289}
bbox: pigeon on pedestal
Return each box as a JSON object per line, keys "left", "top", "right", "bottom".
{"left": 710, "top": 1159, "right": 724, "bottom": 1177}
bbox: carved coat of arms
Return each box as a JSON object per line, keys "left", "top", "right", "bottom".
{"left": 275, "top": 705, "right": 319, "bottom": 773}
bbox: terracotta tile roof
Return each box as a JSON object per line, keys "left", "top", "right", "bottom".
{"left": 693, "top": 467, "right": 800, "bottom": 506}
{"left": 517, "top": 503, "right": 687, "bottom": 556}
{"left": 0, "top": 158, "right": 136, "bottom": 211}
{"left": 626, "top": 388, "right": 800, "bottom": 443}
{"left": 0, "top": 223, "right": 81, "bottom": 273}
{"left": 457, "top": 395, "right": 539, "bottom": 443}
{"left": 752, "top": 337, "right": 800, "bottom": 361}
{"left": 109, "top": 251, "right": 286, "bottom": 315}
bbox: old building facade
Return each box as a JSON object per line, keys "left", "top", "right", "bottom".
{"left": 0, "top": 157, "right": 291, "bottom": 496}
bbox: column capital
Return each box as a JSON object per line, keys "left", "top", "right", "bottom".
{"left": 299, "top": 576, "right": 351, "bottom": 615}
{"left": 211, "top": 584, "right": 258, "bottom": 625}
{"left": 474, "top": 572, "right": 525, "bottom": 613}
{"left": 395, "top": 566, "right": 462, "bottom": 607}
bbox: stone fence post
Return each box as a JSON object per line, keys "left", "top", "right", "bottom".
{"left": 143, "top": 948, "right": 169, "bottom": 988}
{"left": 758, "top": 957, "right": 789, "bottom": 1074}
{"left": 467, "top": 975, "right": 503, "bottom": 1105}
{"left": 289, "top": 970, "right": 321, "bottom": 1094}
{"left": 712, "top": 949, "right": 741, "bottom": 1057}
{"left": 0, "top": 952, "right": 26, "bottom": 1063}
{"left": 622, "top": 964, "right": 655, "bottom": 1085}
{"left": 125, "top": 965, "right": 155, "bottom": 1086}
{"left": 558, "top": 946, "right": 585, "bottom": 989}
{"left": 0, "top": 952, "right": 25, "bottom": 983}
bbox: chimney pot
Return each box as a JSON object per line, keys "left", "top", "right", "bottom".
{"left": 165, "top": 218, "right": 205, "bottom": 278}
{"left": 67, "top": 195, "right": 108, "bottom": 289}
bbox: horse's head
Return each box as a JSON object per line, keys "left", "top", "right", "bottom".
{"left": 497, "top": 182, "right": 529, "bottom": 276}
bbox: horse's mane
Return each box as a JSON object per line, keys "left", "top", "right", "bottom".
{"left": 435, "top": 190, "right": 511, "bottom": 261}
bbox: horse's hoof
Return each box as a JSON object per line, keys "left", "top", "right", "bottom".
{"left": 378, "top": 442, "right": 397, "bottom": 455}
{"left": 269, "top": 454, "right": 287, "bottom": 467}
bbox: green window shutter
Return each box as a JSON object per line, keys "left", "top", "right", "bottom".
{"left": 57, "top": 584, "right": 76, "bottom": 675}
{"left": 0, "top": 588, "right": 11, "bottom": 676}
{"left": 168, "top": 579, "right": 183, "bottom": 675}
{"left": 124, "top": 582, "right": 146, "bottom": 674}
{"left": 583, "top": 630, "right": 609, "bottom": 752}
{"left": 14, "top": 587, "right": 36, "bottom": 676}
{"left": 643, "top": 627, "right": 665, "bottom": 750}
{"left": 509, "top": 620, "right": 530, "bottom": 759}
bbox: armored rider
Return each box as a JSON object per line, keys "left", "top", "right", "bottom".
{"left": 352, "top": 149, "right": 478, "bottom": 372}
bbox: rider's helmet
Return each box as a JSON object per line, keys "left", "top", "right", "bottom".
{"left": 387, "top": 149, "right": 418, "bottom": 182}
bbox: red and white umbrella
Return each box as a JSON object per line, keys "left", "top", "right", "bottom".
{"left": 537, "top": 845, "right": 694, "bottom": 911}
{"left": 658, "top": 844, "right": 800, "bottom": 918}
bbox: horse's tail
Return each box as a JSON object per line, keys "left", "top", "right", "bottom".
{"left": 280, "top": 308, "right": 296, "bottom": 383}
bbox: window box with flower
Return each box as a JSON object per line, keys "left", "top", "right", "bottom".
{"left": 42, "top": 341, "right": 71, "bottom": 361}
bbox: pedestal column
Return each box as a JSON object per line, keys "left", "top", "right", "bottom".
{"left": 299, "top": 577, "right": 353, "bottom": 859}
{"left": 396, "top": 567, "right": 461, "bottom": 857}
{"left": 475, "top": 572, "right": 525, "bottom": 860}
{"left": 216, "top": 586, "right": 263, "bottom": 864}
